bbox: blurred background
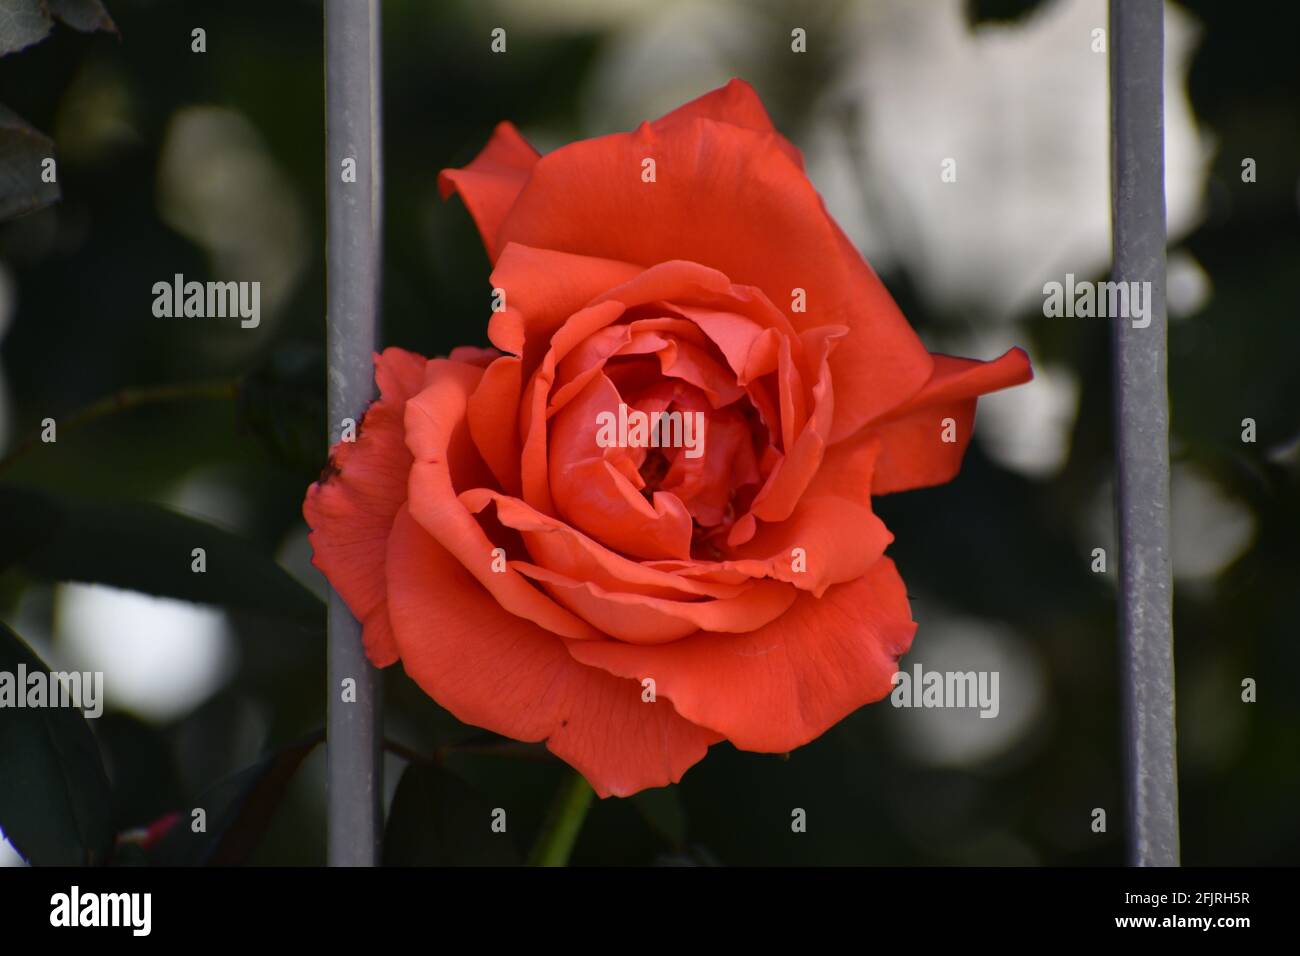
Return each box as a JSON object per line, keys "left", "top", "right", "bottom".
{"left": 0, "top": 0, "right": 1297, "bottom": 865}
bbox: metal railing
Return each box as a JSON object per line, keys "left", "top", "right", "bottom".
{"left": 320, "top": 0, "right": 1182, "bottom": 867}
{"left": 324, "top": 0, "right": 384, "bottom": 867}
{"left": 1109, "top": 0, "right": 1180, "bottom": 867}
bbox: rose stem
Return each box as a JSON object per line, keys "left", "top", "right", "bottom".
{"left": 527, "top": 771, "right": 596, "bottom": 867}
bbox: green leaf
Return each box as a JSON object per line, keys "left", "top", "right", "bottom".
{"left": 46, "top": 0, "right": 115, "bottom": 34}
{"left": 383, "top": 761, "right": 521, "bottom": 866}
{"left": 235, "top": 345, "right": 326, "bottom": 481}
{"left": 0, "top": 105, "right": 60, "bottom": 220}
{"left": 0, "top": 0, "right": 51, "bottom": 57}
{"left": 0, "top": 619, "right": 114, "bottom": 865}
{"left": 0, "top": 484, "right": 323, "bottom": 625}
{"left": 148, "top": 730, "right": 322, "bottom": 866}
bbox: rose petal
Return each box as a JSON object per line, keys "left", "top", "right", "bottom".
{"left": 567, "top": 556, "right": 917, "bottom": 753}
{"left": 386, "top": 505, "right": 719, "bottom": 797}
{"left": 866, "top": 348, "right": 1033, "bottom": 494}
{"left": 467, "top": 354, "right": 523, "bottom": 495}
{"left": 512, "top": 560, "right": 798, "bottom": 645}
{"left": 447, "top": 344, "right": 501, "bottom": 368}
{"left": 547, "top": 373, "right": 694, "bottom": 560}
{"left": 721, "top": 432, "right": 893, "bottom": 597}
{"left": 517, "top": 299, "right": 627, "bottom": 516}
{"left": 403, "top": 358, "right": 602, "bottom": 641}
{"left": 495, "top": 109, "right": 933, "bottom": 436}
{"left": 727, "top": 325, "right": 844, "bottom": 544}
{"left": 302, "top": 347, "right": 426, "bottom": 667}
{"left": 654, "top": 77, "right": 806, "bottom": 171}
{"left": 488, "top": 243, "right": 642, "bottom": 365}
{"left": 461, "top": 488, "right": 748, "bottom": 601}
{"left": 438, "top": 121, "right": 540, "bottom": 261}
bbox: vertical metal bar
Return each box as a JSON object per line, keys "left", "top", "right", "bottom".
{"left": 325, "top": 0, "right": 383, "bottom": 867}
{"left": 1109, "top": 0, "right": 1179, "bottom": 866}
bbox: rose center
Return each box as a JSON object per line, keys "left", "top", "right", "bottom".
{"left": 638, "top": 448, "right": 672, "bottom": 496}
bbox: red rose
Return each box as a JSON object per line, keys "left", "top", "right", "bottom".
{"left": 304, "top": 80, "right": 1031, "bottom": 797}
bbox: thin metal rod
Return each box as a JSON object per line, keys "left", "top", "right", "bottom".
{"left": 1108, "top": 0, "right": 1179, "bottom": 867}
{"left": 325, "top": 0, "right": 383, "bottom": 867}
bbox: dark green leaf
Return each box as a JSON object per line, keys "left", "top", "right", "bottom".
{"left": 0, "top": 484, "right": 323, "bottom": 625}
{"left": 148, "top": 730, "right": 322, "bottom": 866}
{"left": 384, "top": 761, "right": 521, "bottom": 866}
{"left": 46, "top": 0, "right": 115, "bottom": 34}
{"left": 0, "top": 619, "right": 114, "bottom": 865}
{"left": 0, "top": 105, "right": 60, "bottom": 220}
{"left": 0, "top": 0, "right": 50, "bottom": 57}
{"left": 235, "top": 345, "right": 326, "bottom": 481}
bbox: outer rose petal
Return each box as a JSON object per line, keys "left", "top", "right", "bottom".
{"left": 566, "top": 557, "right": 916, "bottom": 753}
{"left": 385, "top": 504, "right": 719, "bottom": 797}
{"left": 437, "top": 121, "right": 539, "bottom": 261}
{"left": 866, "top": 348, "right": 1033, "bottom": 495}
{"left": 403, "top": 358, "right": 602, "bottom": 641}
{"left": 494, "top": 106, "right": 933, "bottom": 434}
{"left": 460, "top": 488, "right": 749, "bottom": 601}
{"left": 653, "top": 77, "right": 805, "bottom": 171}
{"left": 511, "top": 561, "right": 798, "bottom": 645}
{"left": 825, "top": 232, "right": 936, "bottom": 442}
{"left": 447, "top": 344, "right": 501, "bottom": 368}
{"left": 303, "top": 348, "right": 426, "bottom": 667}
{"left": 661, "top": 79, "right": 935, "bottom": 441}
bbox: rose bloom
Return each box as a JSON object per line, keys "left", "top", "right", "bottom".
{"left": 304, "top": 80, "right": 1031, "bottom": 797}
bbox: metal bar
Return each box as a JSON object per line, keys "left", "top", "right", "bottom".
{"left": 1108, "top": 0, "right": 1179, "bottom": 867}
{"left": 325, "top": 0, "right": 384, "bottom": 867}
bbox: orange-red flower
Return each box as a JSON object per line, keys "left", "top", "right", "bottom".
{"left": 303, "top": 80, "right": 1031, "bottom": 796}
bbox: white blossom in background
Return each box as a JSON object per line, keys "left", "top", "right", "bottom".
{"left": 885, "top": 605, "right": 1047, "bottom": 769}
{"left": 1168, "top": 463, "right": 1255, "bottom": 582}
{"left": 1085, "top": 463, "right": 1255, "bottom": 586}
{"left": 977, "top": 360, "right": 1081, "bottom": 478}
{"left": 817, "top": 0, "right": 1210, "bottom": 321}
{"left": 169, "top": 467, "right": 256, "bottom": 534}
{"left": 485, "top": 0, "right": 1211, "bottom": 480}
{"left": 54, "top": 583, "right": 237, "bottom": 722}
{"left": 1166, "top": 248, "right": 1213, "bottom": 320}
{"left": 156, "top": 106, "right": 308, "bottom": 351}
{"left": 507, "top": 0, "right": 1209, "bottom": 325}
{"left": 0, "top": 827, "right": 24, "bottom": 867}
{"left": 277, "top": 524, "right": 329, "bottom": 601}
{"left": 928, "top": 325, "right": 1080, "bottom": 479}
{"left": 45, "top": 471, "right": 255, "bottom": 724}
